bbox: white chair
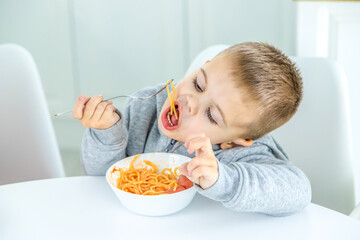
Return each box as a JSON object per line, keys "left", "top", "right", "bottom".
{"left": 0, "top": 44, "right": 65, "bottom": 185}
{"left": 273, "top": 57, "right": 356, "bottom": 215}
{"left": 350, "top": 204, "right": 360, "bottom": 220}
{"left": 185, "top": 45, "right": 357, "bottom": 215}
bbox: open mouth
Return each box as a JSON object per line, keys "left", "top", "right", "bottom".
{"left": 161, "top": 102, "right": 180, "bottom": 130}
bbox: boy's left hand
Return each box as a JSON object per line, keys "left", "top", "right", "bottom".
{"left": 179, "top": 133, "right": 219, "bottom": 190}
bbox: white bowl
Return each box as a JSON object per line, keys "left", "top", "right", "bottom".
{"left": 106, "top": 152, "right": 196, "bottom": 216}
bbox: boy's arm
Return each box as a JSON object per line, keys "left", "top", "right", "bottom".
{"left": 79, "top": 84, "right": 162, "bottom": 176}
{"left": 80, "top": 94, "right": 134, "bottom": 175}
{"left": 71, "top": 94, "right": 127, "bottom": 175}
{"left": 199, "top": 145, "right": 312, "bottom": 216}
{"left": 80, "top": 112, "right": 129, "bottom": 176}
{"left": 181, "top": 134, "right": 312, "bottom": 216}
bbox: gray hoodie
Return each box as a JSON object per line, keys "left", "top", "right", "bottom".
{"left": 81, "top": 83, "right": 312, "bottom": 216}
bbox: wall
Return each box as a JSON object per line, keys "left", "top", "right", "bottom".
{"left": 0, "top": 0, "right": 295, "bottom": 176}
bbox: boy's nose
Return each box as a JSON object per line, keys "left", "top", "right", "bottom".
{"left": 186, "top": 95, "right": 199, "bottom": 116}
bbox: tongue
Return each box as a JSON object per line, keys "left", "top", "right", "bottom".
{"left": 171, "top": 109, "right": 179, "bottom": 126}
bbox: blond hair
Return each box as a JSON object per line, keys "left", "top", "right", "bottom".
{"left": 217, "top": 42, "right": 303, "bottom": 140}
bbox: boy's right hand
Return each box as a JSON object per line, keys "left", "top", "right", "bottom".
{"left": 72, "top": 95, "right": 120, "bottom": 129}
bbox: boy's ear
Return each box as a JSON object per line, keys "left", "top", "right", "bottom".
{"left": 220, "top": 138, "right": 253, "bottom": 150}
{"left": 235, "top": 138, "right": 253, "bottom": 147}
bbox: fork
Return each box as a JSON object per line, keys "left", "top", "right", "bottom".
{"left": 54, "top": 79, "right": 174, "bottom": 117}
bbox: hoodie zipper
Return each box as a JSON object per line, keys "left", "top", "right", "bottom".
{"left": 164, "top": 139, "right": 177, "bottom": 152}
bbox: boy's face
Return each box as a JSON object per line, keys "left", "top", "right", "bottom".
{"left": 158, "top": 56, "right": 258, "bottom": 145}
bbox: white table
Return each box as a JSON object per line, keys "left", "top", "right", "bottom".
{"left": 1, "top": 177, "right": 360, "bottom": 240}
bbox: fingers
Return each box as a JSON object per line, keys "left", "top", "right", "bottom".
{"left": 179, "top": 162, "right": 190, "bottom": 177}
{"left": 73, "top": 94, "right": 121, "bottom": 129}
{"left": 180, "top": 156, "right": 217, "bottom": 177}
{"left": 179, "top": 162, "right": 197, "bottom": 184}
{"left": 186, "top": 157, "right": 214, "bottom": 174}
{"left": 190, "top": 165, "right": 213, "bottom": 180}
{"left": 180, "top": 133, "right": 219, "bottom": 189}
{"left": 83, "top": 95, "right": 104, "bottom": 120}
{"left": 185, "top": 133, "right": 212, "bottom": 157}
{"left": 182, "top": 158, "right": 219, "bottom": 189}
{"left": 72, "top": 95, "right": 91, "bottom": 119}
{"left": 100, "top": 104, "right": 120, "bottom": 127}
{"left": 92, "top": 101, "right": 113, "bottom": 121}
{"left": 180, "top": 159, "right": 216, "bottom": 187}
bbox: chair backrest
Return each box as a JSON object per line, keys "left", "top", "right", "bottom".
{"left": 272, "top": 57, "right": 354, "bottom": 214}
{"left": 185, "top": 45, "right": 355, "bottom": 214}
{"left": 185, "top": 45, "right": 229, "bottom": 76}
{"left": 0, "top": 44, "right": 65, "bottom": 185}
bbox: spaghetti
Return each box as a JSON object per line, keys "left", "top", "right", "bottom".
{"left": 111, "top": 154, "right": 181, "bottom": 195}
{"left": 166, "top": 80, "right": 178, "bottom": 119}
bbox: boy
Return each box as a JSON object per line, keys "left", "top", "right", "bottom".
{"left": 73, "top": 42, "right": 311, "bottom": 216}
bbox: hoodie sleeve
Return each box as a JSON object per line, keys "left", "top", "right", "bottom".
{"left": 80, "top": 107, "right": 130, "bottom": 176}
{"left": 80, "top": 84, "right": 163, "bottom": 176}
{"left": 196, "top": 140, "right": 312, "bottom": 216}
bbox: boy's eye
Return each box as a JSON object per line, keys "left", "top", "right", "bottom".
{"left": 191, "top": 77, "right": 217, "bottom": 125}
{"left": 192, "top": 78, "right": 203, "bottom": 92}
{"left": 207, "top": 107, "right": 217, "bottom": 125}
